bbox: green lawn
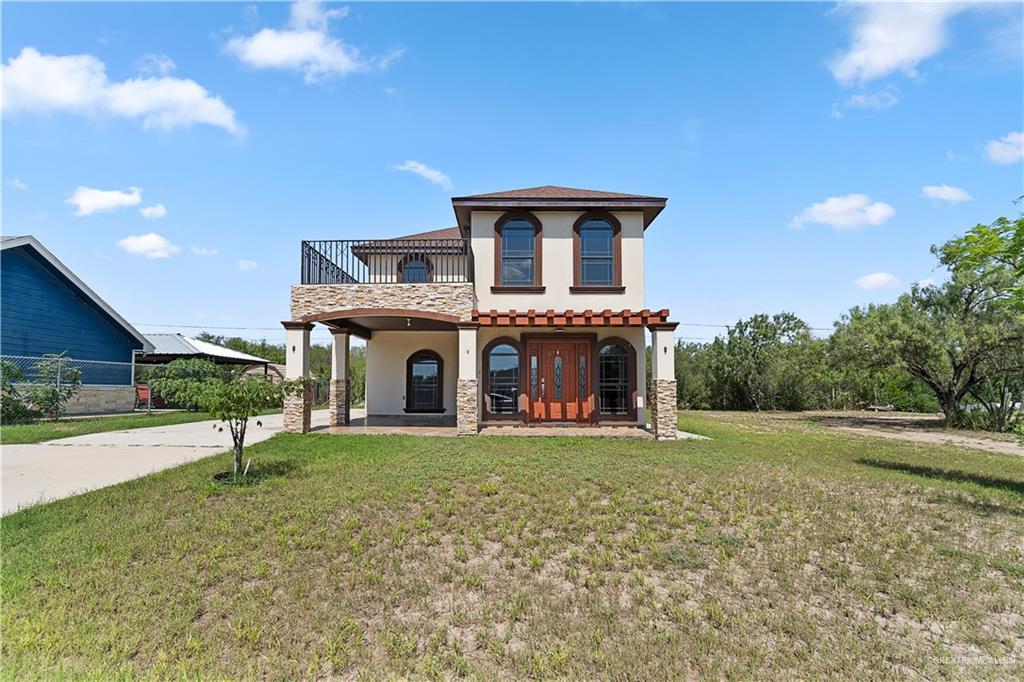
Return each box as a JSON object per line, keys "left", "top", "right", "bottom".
{"left": 2, "top": 413, "right": 1022, "bottom": 679}
{"left": 0, "top": 409, "right": 281, "bottom": 444}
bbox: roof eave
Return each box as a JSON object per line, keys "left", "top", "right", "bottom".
{"left": 452, "top": 198, "right": 667, "bottom": 231}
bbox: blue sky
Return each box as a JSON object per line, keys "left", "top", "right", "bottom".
{"left": 3, "top": 1, "right": 1022, "bottom": 346}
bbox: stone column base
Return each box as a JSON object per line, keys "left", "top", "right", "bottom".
{"left": 283, "top": 383, "right": 312, "bottom": 433}
{"left": 329, "top": 378, "right": 348, "bottom": 426}
{"left": 456, "top": 378, "right": 478, "bottom": 435}
{"left": 650, "top": 378, "right": 678, "bottom": 440}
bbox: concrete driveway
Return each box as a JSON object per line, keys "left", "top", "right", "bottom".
{"left": 2, "top": 410, "right": 328, "bottom": 515}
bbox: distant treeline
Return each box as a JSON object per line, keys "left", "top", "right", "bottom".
{"left": 660, "top": 207, "right": 1022, "bottom": 433}
{"left": 195, "top": 333, "right": 367, "bottom": 406}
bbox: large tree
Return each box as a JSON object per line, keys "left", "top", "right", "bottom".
{"left": 833, "top": 271, "right": 1022, "bottom": 423}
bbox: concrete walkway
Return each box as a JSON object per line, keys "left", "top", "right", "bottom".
{"left": 2, "top": 410, "right": 328, "bottom": 515}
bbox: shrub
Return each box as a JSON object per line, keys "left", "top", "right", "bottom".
{"left": 0, "top": 361, "right": 39, "bottom": 424}
{"left": 22, "top": 354, "right": 82, "bottom": 420}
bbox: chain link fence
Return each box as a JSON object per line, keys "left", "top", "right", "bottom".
{"left": 1, "top": 354, "right": 134, "bottom": 386}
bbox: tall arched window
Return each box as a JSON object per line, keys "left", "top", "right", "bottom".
{"left": 573, "top": 212, "right": 622, "bottom": 291}
{"left": 398, "top": 256, "right": 431, "bottom": 283}
{"left": 494, "top": 212, "right": 542, "bottom": 291}
{"left": 597, "top": 339, "right": 635, "bottom": 418}
{"left": 406, "top": 350, "right": 443, "bottom": 412}
{"left": 484, "top": 338, "right": 521, "bottom": 417}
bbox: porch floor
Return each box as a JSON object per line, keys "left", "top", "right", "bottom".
{"left": 315, "top": 409, "right": 457, "bottom": 437}
{"left": 315, "top": 409, "right": 680, "bottom": 439}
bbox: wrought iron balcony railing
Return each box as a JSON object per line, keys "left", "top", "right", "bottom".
{"left": 301, "top": 238, "right": 473, "bottom": 285}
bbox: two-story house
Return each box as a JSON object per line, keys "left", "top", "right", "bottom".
{"left": 282, "top": 185, "right": 679, "bottom": 438}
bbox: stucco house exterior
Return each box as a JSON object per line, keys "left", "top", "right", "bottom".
{"left": 282, "top": 185, "right": 679, "bottom": 438}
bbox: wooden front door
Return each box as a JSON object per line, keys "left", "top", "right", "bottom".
{"left": 527, "top": 337, "right": 593, "bottom": 423}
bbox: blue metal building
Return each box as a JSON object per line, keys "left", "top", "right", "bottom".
{"left": 1, "top": 235, "right": 152, "bottom": 385}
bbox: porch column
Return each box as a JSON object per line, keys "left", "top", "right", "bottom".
{"left": 456, "top": 322, "right": 479, "bottom": 435}
{"left": 282, "top": 321, "right": 313, "bottom": 433}
{"left": 329, "top": 328, "right": 350, "bottom": 426}
{"left": 648, "top": 323, "right": 679, "bottom": 440}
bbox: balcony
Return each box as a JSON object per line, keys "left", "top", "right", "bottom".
{"left": 301, "top": 238, "right": 473, "bottom": 285}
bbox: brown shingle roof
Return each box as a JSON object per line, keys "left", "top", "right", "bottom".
{"left": 453, "top": 185, "right": 664, "bottom": 201}
{"left": 391, "top": 226, "right": 461, "bottom": 240}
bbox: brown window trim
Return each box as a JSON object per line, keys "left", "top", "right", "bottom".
{"left": 396, "top": 254, "right": 433, "bottom": 283}
{"left": 482, "top": 336, "right": 526, "bottom": 422}
{"left": 569, "top": 285, "right": 625, "bottom": 294}
{"left": 573, "top": 211, "right": 622, "bottom": 289}
{"left": 490, "top": 285, "right": 546, "bottom": 294}
{"left": 494, "top": 211, "right": 542, "bottom": 288}
{"left": 404, "top": 349, "right": 445, "bottom": 413}
{"left": 595, "top": 336, "right": 637, "bottom": 421}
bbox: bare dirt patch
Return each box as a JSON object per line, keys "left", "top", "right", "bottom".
{"left": 809, "top": 412, "right": 1024, "bottom": 458}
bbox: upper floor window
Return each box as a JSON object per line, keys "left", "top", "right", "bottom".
{"left": 399, "top": 256, "right": 430, "bottom": 283}
{"left": 493, "top": 212, "right": 543, "bottom": 291}
{"left": 573, "top": 212, "right": 622, "bottom": 292}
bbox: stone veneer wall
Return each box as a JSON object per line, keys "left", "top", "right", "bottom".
{"left": 456, "top": 378, "right": 478, "bottom": 435}
{"left": 283, "top": 384, "right": 312, "bottom": 433}
{"left": 329, "top": 378, "right": 348, "bottom": 426}
{"left": 650, "top": 378, "right": 678, "bottom": 440}
{"left": 291, "top": 283, "right": 476, "bottom": 321}
{"left": 63, "top": 385, "right": 136, "bottom": 415}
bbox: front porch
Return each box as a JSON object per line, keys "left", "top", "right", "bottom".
{"left": 281, "top": 306, "right": 682, "bottom": 439}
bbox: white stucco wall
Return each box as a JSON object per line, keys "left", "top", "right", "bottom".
{"left": 365, "top": 331, "right": 458, "bottom": 415}
{"left": 475, "top": 326, "right": 647, "bottom": 423}
{"left": 471, "top": 210, "right": 646, "bottom": 311}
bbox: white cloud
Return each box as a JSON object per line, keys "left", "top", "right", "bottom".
{"left": 7, "top": 178, "right": 27, "bottom": 190}
{"left": 191, "top": 245, "right": 218, "bottom": 256}
{"left": 135, "top": 53, "right": 176, "bottom": 76}
{"left": 985, "top": 131, "right": 1023, "bottom": 165}
{"left": 916, "top": 277, "right": 937, "bottom": 288}
{"left": 790, "top": 193, "right": 895, "bottom": 231}
{"left": 117, "top": 232, "right": 181, "bottom": 259}
{"left": 140, "top": 203, "right": 167, "bottom": 219}
{"left": 844, "top": 85, "right": 900, "bottom": 111}
{"left": 237, "top": 259, "right": 259, "bottom": 271}
{"left": 854, "top": 272, "right": 900, "bottom": 291}
{"left": 225, "top": 1, "right": 404, "bottom": 84}
{"left": 2, "top": 47, "right": 243, "bottom": 135}
{"left": 66, "top": 185, "right": 141, "bottom": 216}
{"left": 829, "top": 3, "right": 965, "bottom": 85}
{"left": 391, "top": 160, "right": 452, "bottom": 190}
{"left": 921, "top": 184, "right": 972, "bottom": 204}
{"left": 945, "top": 150, "right": 966, "bottom": 161}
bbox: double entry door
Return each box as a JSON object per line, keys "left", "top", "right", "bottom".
{"left": 525, "top": 337, "right": 593, "bottom": 423}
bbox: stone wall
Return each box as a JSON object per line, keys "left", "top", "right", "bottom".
{"left": 329, "top": 378, "right": 348, "bottom": 426}
{"left": 63, "top": 385, "right": 136, "bottom": 415}
{"left": 291, "top": 283, "right": 475, "bottom": 321}
{"left": 649, "top": 378, "right": 678, "bottom": 440}
{"left": 283, "top": 383, "right": 312, "bottom": 433}
{"left": 456, "top": 378, "right": 478, "bottom": 435}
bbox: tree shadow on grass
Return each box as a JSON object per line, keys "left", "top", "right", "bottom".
{"left": 212, "top": 459, "right": 302, "bottom": 487}
{"left": 931, "top": 493, "right": 1024, "bottom": 518}
{"left": 856, "top": 458, "right": 1024, "bottom": 495}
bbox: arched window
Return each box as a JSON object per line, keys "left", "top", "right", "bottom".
{"left": 484, "top": 338, "right": 521, "bottom": 418}
{"left": 398, "top": 256, "right": 431, "bottom": 283}
{"left": 573, "top": 212, "right": 622, "bottom": 291}
{"left": 406, "top": 350, "right": 443, "bottom": 412}
{"left": 494, "top": 212, "right": 542, "bottom": 290}
{"left": 597, "top": 339, "right": 635, "bottom": 418}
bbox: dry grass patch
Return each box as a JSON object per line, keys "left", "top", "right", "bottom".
{"left": 2, "top": 412, "right": 1023, "bottom": 679}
